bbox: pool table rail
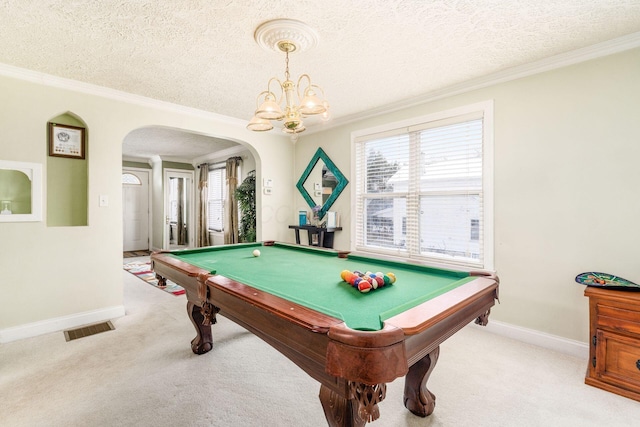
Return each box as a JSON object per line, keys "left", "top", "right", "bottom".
{"left": 326, "top": 323, "right": 408, "bottom": 384}
{"left": 386, "top": 274, "right": 498, "bottom": 335}
{"left": 401, "top": 277, "right": 498, "bottom": 366}
{"left": 151, "top": 251, "right": 212, "bottom": 302}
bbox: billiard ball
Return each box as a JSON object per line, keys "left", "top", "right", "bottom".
{"left": 252, "top": 249, "right": 261, "bottom": 257}
{"left": 358, "top": 280, "right": 372, "bottom": 292}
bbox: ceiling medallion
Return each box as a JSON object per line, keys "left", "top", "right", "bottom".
{"left": 254, "top": 19, "right": 319, "bottom": 54}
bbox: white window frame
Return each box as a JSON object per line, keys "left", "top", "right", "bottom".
{"left": 121, "top": 172, "right": 142, "bottom": 185}
{"left": 350, "top": 100, "right": 494, "bottom": 270}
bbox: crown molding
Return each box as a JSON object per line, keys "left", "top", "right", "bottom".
{"left": 0, "top": 63, "right": 247, "bottom": 127}
{"left": 308, "top": 31, "right": 640, "bottom": 134}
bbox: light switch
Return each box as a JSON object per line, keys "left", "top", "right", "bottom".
{"left": 99, "top": 195, "right": 109, "bottom": 207}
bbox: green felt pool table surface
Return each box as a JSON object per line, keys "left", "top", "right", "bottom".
{"left": 167, "top": 242, "right": 475, "bottom": 331}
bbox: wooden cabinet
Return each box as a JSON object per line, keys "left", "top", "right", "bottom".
{"left": 585, "top": 286, "right": 640, "bottom": 401}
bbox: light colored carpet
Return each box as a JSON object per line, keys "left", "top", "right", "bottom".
{"left": 1, "top": 258, "right": 639, "bottom": 426}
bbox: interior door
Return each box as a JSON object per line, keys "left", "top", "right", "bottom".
{"left": 164, "top": 169, "right": 195, "bottom": 250}
{"left": 122, "top": 168, "right": 150, "bottom": 251}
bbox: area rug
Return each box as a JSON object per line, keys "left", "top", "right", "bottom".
{"left": 123, "top": 262, "right": 185, "bottom": 296}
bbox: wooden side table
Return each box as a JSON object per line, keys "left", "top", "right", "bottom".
{"left": 584, "top": 286, "right": 640, "bottom": 401}
{"left": 288, "top": 225, "right": 342, "bottom": 249}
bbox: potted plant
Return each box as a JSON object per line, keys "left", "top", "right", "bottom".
{"left": 235, "top": 170, "right": 256, "bottom": 243}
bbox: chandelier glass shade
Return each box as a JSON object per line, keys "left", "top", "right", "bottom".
{"left": 247, "top": 20, "right": 330, "bottom": 139}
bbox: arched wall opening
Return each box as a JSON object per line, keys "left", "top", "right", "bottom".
{"left": 121, "top": 125, "right": 260, "bottom": 251}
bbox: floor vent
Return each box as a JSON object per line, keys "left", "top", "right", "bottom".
{"left": 64, "top": 321, "right": 115, "bottom": 342}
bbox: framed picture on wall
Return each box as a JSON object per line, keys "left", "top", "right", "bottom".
{"left": 49, "top": 123, "right": 85, "bottom": 159}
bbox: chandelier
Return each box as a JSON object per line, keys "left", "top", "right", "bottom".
{"left": 247, "top": 19, "right": 330, "bottom": 140}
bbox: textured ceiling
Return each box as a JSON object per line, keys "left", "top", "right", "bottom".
{"left": 122, "top": 127, "right": 241, "bottom": 163}
{"left": 2, "top": 1, "right": 640, "bottom": 161}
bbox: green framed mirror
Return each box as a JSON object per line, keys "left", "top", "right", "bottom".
{"left": 296, "top": 147, "right": 348, "bottom": 221}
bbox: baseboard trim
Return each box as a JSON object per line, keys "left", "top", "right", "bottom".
{"left": 0, "top": 305, "right": 126, "bottom": 343}
{"left": 472, "top": 319, "right": 589, "bottom": 360}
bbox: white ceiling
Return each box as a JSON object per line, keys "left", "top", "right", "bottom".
{"left": 2, "top": 1, "right": 640, "bottom": 162}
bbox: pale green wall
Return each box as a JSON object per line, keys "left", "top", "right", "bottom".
{"left": 47, "top": 114, "right": 88, "bottom": 226}
{"left": 162, "top": 161, "right": 194, "bottom": 171}
{"left": 122, "top": 160, "right": 150, "bottom": 169}
{"left": 0, "top": 170, "right": 31, "bottom": 214}
{"left": 296, "top": 48, "right": 640, "bottom": 343}
{"left": 242, "top": 155, "right": 256, "bottom": 180}
{"left": 0, "top": 73, "right": 293, "bottom": 335}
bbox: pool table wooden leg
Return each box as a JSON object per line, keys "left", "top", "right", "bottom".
{"left": 319, "top": 384, "right": 366, "bottom": 427}
{"left": 155, "top": 274, "right": 166, "bottom": 287}
{"left": 403, "top": 346, "right": 440, "bottom": 417}
{"left": 319, "top": 382, "right": 386, "bottom": 427}
{"left": 475, "top": 308, "right": 491, "bottom": 326}
{"left": 187, "top": 301, "right": 215, "bottom": 355}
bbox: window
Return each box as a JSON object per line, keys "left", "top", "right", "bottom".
{"left": 121, "top": 173, "right": 141, "bottom": 185}
{"left": 207, "top": 167, "right": 226, "bottom": 231}
{"left": 353, "top": 101, "right": 493, "bottom": 269}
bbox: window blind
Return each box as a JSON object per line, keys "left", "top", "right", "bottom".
{"left": 354, "top": 109, "right": 488, "bottom": 268}
{"left": 207, "top": 167, "right": 225, "bottom": 231}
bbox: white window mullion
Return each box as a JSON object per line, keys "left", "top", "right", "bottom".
{"left": 354, "top": 142, "right": 366, "bottom": 248}
{"left": 406, "top": 131, "right": 420, "bottom": 256}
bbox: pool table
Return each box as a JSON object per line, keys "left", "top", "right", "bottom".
{"left": 151, "top": 241, "right": 499, "bottom": 426}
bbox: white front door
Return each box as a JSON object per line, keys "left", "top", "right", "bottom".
{"left": 122, "top": 168, "right": 150, "bottom": 251}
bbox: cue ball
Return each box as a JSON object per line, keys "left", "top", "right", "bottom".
{"left": 252, "top": 249, "right": 261, "bottom": 257}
